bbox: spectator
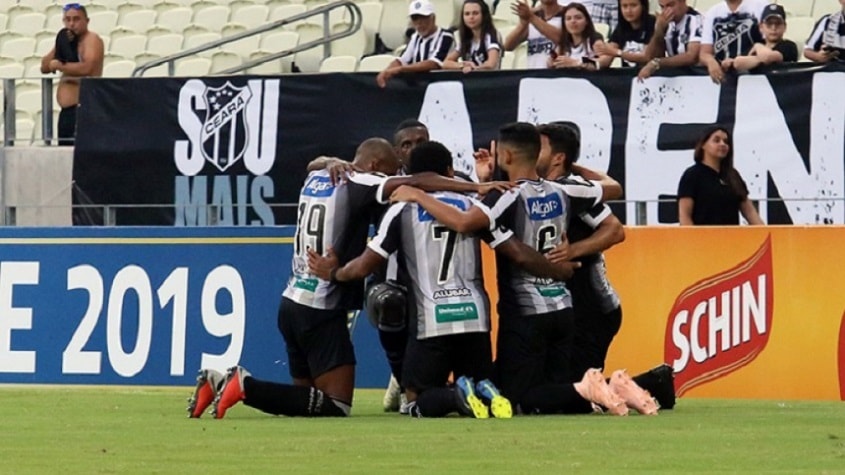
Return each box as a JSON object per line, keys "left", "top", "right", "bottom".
{"left": 637, "top": 0, "right": 702, "bottom": 80}
{"left": 40, "top": 4, "right": 104, "bottom": 146}
{"left": 583, "top": 0, "right": 621, "bottom": 32}
{"left": 596, "top": 0, "right": 657, "bottom": 68}
{"left": 444, "top": 0, "right": 503, "bottom": 72}
{"left": 550, "top": 2, "right": 606, "bottom": 70}
{"left": 732, "top": 4, "right": 798, "bottom": 70}
{"left": 677, "top": 126, "right": 764, "bottom": 226}
{"left": 699, "top": 0, "right": 768, "bottom": 83}
{"left": 804, "top": 0, "right": 845, "bottom": 64}
{"left": 503, "top": 0, "right": 564, "bottom": 69}
{"left": 377, "top": 0, "right": 456, "bottom": 88}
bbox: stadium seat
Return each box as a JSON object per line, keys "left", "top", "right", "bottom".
{"left": 595, "top": 22, "right": 611, "bottom": 40}
{"left": 15, "top": 118, "right": 35, "bottom": 145}
{"left": 778, "top": 0, "right": 814, "bottom": 18}
{"left": 44, "top": 3, "right": 64, "bottom": 19}
{"left": 500, "top": 50, "right": 515, "bottom": 70}
{"left": 154, "top": 0, "right": 183, "bottom": 15}
{"left": 357, "top": 53, "right": 396, "bottom": 71}
{"left": 16, "top": 90, "right": 42, "bottom": 121}
{"left": 231, "top": 4, "right": 271, "bottom": 29}
{"left": 813, "top": 0, "right": 842, "bottom": 18}
{"left": 221, "top": 35, "right": 262, "bottom": 58}
{"left": 117, "top": 2, "right": 148, "bottom": 19}
{"left": 183, "top": 32, "right": 223, "bottom": 55}
{"left": 0, "top": 63, "right": 25, "bottom": 79}
{"left": 134, "top": 52, "right": 162, "bottom": 67}
{"left": 174, "top": 57, "right": 212, "bottom": 76}
{"left": 379, "top": 0, "right": 411, "bottom": 50}
{"left": 331, "top": 21, "right": 368, "bottom": 58}
{"left": 493, "top": 4, "right": 518, "bottom": 31}
{"left": 0, "top": 37, "right": 37, "bottom": 63}
{"left": 293, "top": 23, "right": 330, "bottom": 72}
{"left": 211, "top": 51, "right": 243, "bottom": 72}
{"left": 355, "top": 2, "right": 384, "bottom": 56}
{"left": 431, "top": 0, "right": 457, "bottom": 29}
{"left": 122, "top": 10, "right": 158, "bottom": 34}
{"left": 102, "top": 59, "right": 138, "bottom": 77}
{"left": 110, "top": 35, "right": 149, "bottom": 60}
{"left": 5, "top": 5, "right": 36, "bottom": 23}
{"left": 319, "top": 55, "right": 359, "bottom": 72}
{"left": 788, "top": 17, "right": 818, "bottom": 45}
{"left": 192, "top": 5, "right": 231, "bottom": 32}
{"left": 88, "top": 11, "right": 119, "bottom": 34}
{"left": 10, "top": 12, "right": 47, "bottom": 37}
{"left": 0, "top": 13, "right": 8, "bottom": 31}
{"left": 45, "top": 13, "right": 63, "bottom": 31}
{"left": 222, "top": 23, "right": 249, "bottom": 38}
{"left": 255, "top": 30, "right": 300, "bottom": 72}
{"left": 147, "top": 33, "right": 186, "bottom": 56}
{"left": 155, "top": 7, "right": 194, "bottom": 32}
{"left": 511, "top": 42, "right": 527, "bottom": 69}
{"left": 694, "top": 0, "right": 722, "bottom": 14}
{"left": 270, "top": 4, "right": 309, "bottom": 30}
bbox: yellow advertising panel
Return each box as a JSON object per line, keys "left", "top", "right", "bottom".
{"left": 603, "top": 226, "right": 845, "bottom": 401}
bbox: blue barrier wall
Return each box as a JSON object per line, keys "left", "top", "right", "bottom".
{"left": 0, "top": 227, "right": 388, "bottom": 387}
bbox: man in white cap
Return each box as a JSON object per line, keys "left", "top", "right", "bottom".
{"left": 376, "top": 0, "right": 456, "bottom": 88}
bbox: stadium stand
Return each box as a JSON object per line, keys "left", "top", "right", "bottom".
{"left": 319, "top": 54, "right": 359, "bottom": 72}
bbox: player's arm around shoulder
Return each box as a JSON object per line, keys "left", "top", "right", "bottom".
{"left": 389, "top": 185, "right": 490, "bottom": 233}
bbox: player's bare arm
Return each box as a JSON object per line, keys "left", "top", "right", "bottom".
{"left": 571, "top": 164, "right": 624, "bottom": 200}
{"left": 307, "top": 247, "right": 386, "bottom": 282}
{"left": 389, "top": 185, "right": 491, "bottom": 233}
{"left": 496, "top": 235, "right": 581, "bottom": 281}
{"left": 548, "top": 213, "right": 625, "bottom": 262}
{"left": 379, "top": 172, "right": 514, "bottom": 202}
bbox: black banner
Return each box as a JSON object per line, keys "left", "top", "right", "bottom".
{"left": 74, "top": 64, "right": 845, "bottom": 225}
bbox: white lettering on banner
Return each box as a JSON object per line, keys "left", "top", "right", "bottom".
{"left": 200, "top": 266, "right": 245, "bottom": 371}
{"left": 735, "top": 73, "right": 845, "bottom": 225}
{"left": 0, "top": 262, "right": 39, "bottom": 373}
{"left": 517, "top": 78, "right": 613, "bottom": 173}
{"left": 672, "top": 275, "right": 766, "bottom": 372}
{"left": 61, "top": 265, "right": 246, "bottom": 377}
{"left": 418, "top": 81, "right": 477, "bottom": 181}
{"left": 627, "top": 76, "right": 720, "bottom": 224}
{"left": 175, "top": 79, "right": 279, "bottom": 176}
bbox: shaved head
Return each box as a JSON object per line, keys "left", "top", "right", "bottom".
{"left": 353, "top": 137, "right": 400, "bottom": 175}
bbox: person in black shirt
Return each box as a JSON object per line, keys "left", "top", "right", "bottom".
{"left": 677, "top": 126, "right": 764, "bottom": 226}
{"left": 597, "top": 0, "right": 657, "bottom": 68}
{"left": 732, "top": 3, "right": 798, "bottom": 70}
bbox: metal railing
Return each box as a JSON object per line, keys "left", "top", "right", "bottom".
{"left": 132, "top": 0, "right": 363, "bottom": 77}
{"left": 3, "top": 77, "right": 57, "bottom": 146}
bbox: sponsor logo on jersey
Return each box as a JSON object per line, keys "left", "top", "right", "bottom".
{"left": 526, "top": 194, "right": 563, "bottom": 221}
{"left": 665, "top": 236, "right": 773, "bottom": 397}
{"left": 435, "top": 302, "right": 479, "bottom": 323}
{"left": 433, "top": 288, "right": 472, "bottom": 299}
{"left": 418, "top": 197, "right": 467, "bottom": 222}
{"left": 302, "top": 175, "right": 335, "bottom": 197}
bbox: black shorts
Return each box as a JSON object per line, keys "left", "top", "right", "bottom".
{"left": 495, "top": 308, "right": 574, "bottom": 403}
{"left": 277, "top": 297, "right": 356, "bottom": 380}
{"left": 570, "top": 305, "right": 622, "bottom": 380}
{"left": 58, "top": 106, "right": 77, "bottom": 146}
{"left": 402, "top": 331, "right": 492, "bottom": 393}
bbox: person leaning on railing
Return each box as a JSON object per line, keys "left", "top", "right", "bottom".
{"left": 40, "top": 3, "right": 104, "bottom": 146}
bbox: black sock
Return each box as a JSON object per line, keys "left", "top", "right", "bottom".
{"left": 379, "top": 328, "right": 408, "bottom": 383}
{"left": 243, "top": 377, "right": 350, "bottom": 417}
{"left": 519, "top": 384, "right": 592, "bottom": 415}
{"left": 632, "top": 365, "right": 676, "bottom": 409}
{"left": 415, "top": 388, "right": 459, "bottom": 417}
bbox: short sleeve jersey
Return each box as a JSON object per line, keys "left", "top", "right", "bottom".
{"left": 664, "top": 8, "right": 703, "bottom": 57}
{"left": 701, "top": 0, "right": 767, "bottom": 61}
{"left": 564, "top": 200, "right": 620, "bottom": 314}
{"left": 283, "top": 170, "right": 390, "bottom": 310}
{"left": 477, "top": 178, "right": 603, "bottom": 317}
{"left": 609, "top": 15, "right": 657, "bottom": 66}
{"left": 368, "top": 191, "right": 510, "bottom": 339}
{"left": 527, "top": 12, "right": 563, "bottom": 69}
{"left": 677, "top": 162, "right": 747, "bottom": 225}
{"left": 400, "top": 27, "right": 456, "bottom": 66}
{"left": 457, "top": 32, "right": 502, "bottom": 66}
{"left": 806, "top": 11, "right": 845, "bottom": 60}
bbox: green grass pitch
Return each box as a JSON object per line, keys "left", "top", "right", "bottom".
{"left": 1, "top": 386, "right": 843, "bottom": 473}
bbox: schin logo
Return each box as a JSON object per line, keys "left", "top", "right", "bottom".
{"left": 175, "top": 79, "right": 280, "bottom": 176}
{"left": 303, "top": 175, "right": 335, "bottom": 197}
{"left": 526, "top": 194, "right": 563, "bottom": 220}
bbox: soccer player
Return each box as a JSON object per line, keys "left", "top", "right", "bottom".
{"left": 537, "top": 122, "right": 672, "bottom": 411}
{"left": 309, "top": 141, "right": 578, "bottom": 418}
{"left": 390, "top": 123, "right": 635, "bottom": 415}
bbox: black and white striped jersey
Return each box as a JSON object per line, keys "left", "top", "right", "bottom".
{"left": 399, "top": 27, "right": 456, "bottom": 66}
{"left": 663, "top": 8, "right": 703, "bottom": 57}
{"left": 806, "top": 11, "right": 845, "bottom": 58}
{"left": 701, "top": 0, "right": 766, "bottom": 61}
{"left": 478, "top": 178, "right": 604, "bottom": 317}
{"left": 283, "top": 170, "right": 390, "bottom": 310}
{"left": 565, "top": 200, "right": 620, "bottom": 314}
{"left": 368, "top": 191, "right": 507, "bottom": 339}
